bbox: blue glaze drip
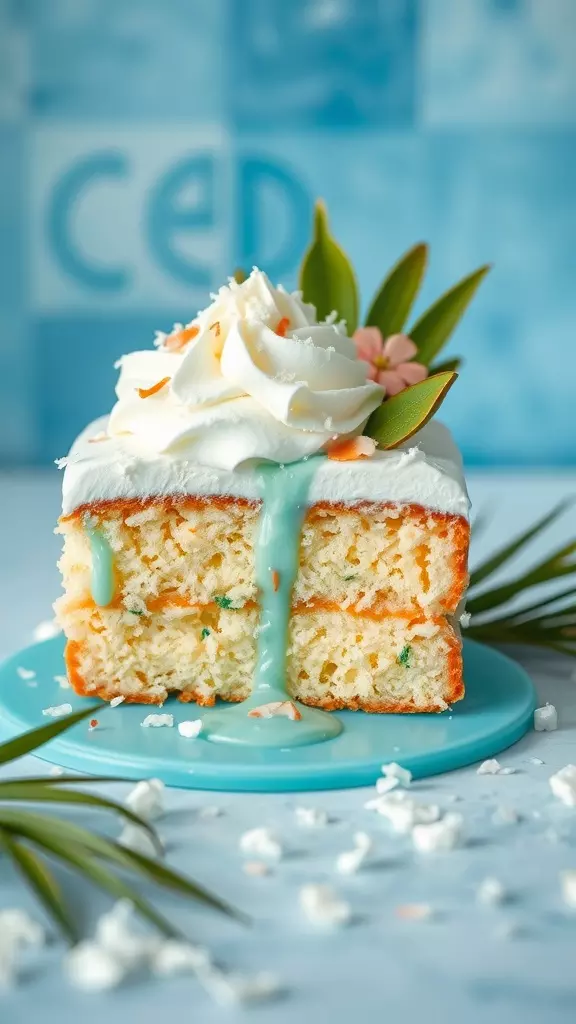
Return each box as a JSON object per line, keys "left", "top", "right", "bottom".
{"left": 84, "top": 517, "right": 115, "bottom": 607}
{"left": 202, "top": 458, "right": 343, "bottom": 748}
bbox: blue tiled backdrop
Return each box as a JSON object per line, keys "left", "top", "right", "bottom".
{"left": 1, "top": 0, "right": 575, "bottom": 466}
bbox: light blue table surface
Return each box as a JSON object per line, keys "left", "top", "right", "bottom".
{"left": 1, "top": 470, "right": 576, "bottom": 1024}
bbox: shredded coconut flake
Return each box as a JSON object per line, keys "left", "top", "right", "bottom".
{"left": 300, "top": 884, "right": 351, "bottom": 929}
{"left": 412, "top": 813, "right": 464, "bottom": 853}
{"left": 365, "top": 790, "right": 440, "bottom": 834}
{"left": 550, "top": 764, "right": 576, "bottom": 807}
{"left": 126, "top": 779, "right": 165, "bottom": 821}
{"left": 295, "top": 806, "right": 329, "bottom": 828}
{"left": 178, "top": 719, "right": 203, "bottom": 739}
{"left": 65, "top": 940, "right": 125, "bottom": 992}
{"left": 477, "top": 759, "right": 502, "bottom": 775}
{"left": 118, "top": 823, "right": 160, "bottom": 859}
{"left": 240, "top": 828, "right": 282, "bottom": 860}
{"left": 42, "top": 703, "right": 72, "bottom": 718}
{"left": 141, "top": 713, "right": 173, "bottom": 728}
{"left": 492, "top": 805, "right": 521, "bottom": 825}
{"left": 110, "top": 695, "right": 125, "bottom": 707}
{"left": 534, "top": 704, "right": 558, "bottom": 731}
{"left": 459, "top": 611, "right": 471, "bottom": 628}
{"left": 377, "top": 761, "right": 412, "bottom": 793}
{"left": 477, "top": 877, "right": 507, "bottom": 906}
{"left": 335, "top": 831, "right": 372, "bottom": 875}
{"left": 54, "top": 674, "right": 70, "bottom": 689}
{"left": 151, "top": 940, "right": 211, "bottom": 976}
{"left": 199, "top": 805, "right": 223, "bottom": 819}
{"left": 0, "top": 909, "right": 44, "bottom": 989}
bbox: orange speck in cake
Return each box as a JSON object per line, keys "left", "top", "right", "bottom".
{"left": 276, "top": 317, "right": 290, "bottom": 337}
{"left": 164, "top": 325, "right": 199, "bottom": 352}
{"left": 137, "top": 377, "right": 170, "bottom": 399}
{"left": 326, "top": 436, "right": 377, "bottom": 462}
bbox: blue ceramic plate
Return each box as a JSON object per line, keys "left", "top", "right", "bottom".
{"left": 0, "top": 637, "right": 535, "bottom": 792}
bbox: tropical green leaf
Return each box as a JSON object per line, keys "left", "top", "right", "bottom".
{"left": 0, "top": 829, "right": 79, "bottom": 944}
{"left": 364, "top": 243, "right": 428, "bottom": 337}
{"left": 469, "top": 499, "right": 572, "bottom": 589}
{"left": 467, "top": 538, "right": 576, "bottom": 617}
{"left": 365, "top": 371, "right": 457, "bottom": 449}
{"left": 0, "top": 782, "right": 160, "bottom": 853}
{"left": 0, "top": 808, "right": 242, "bottom": 923}
{"left": 299, "top": 199, "right": 359, "bottom": 333}
{"left": 0, "top": 703, "right": 102, "bottom": 766}
{"left": 409, "top": 265, "right": 491, "bottom": 366}
{"left": 429, "top": 357, "right": 462, "bottom": 374}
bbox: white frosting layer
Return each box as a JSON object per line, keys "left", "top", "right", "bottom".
{"left": 108, "top": 269, "right": 383, "bottom": 470}
{"left": 61, "top": 417, "right": 470, "bottom": 519}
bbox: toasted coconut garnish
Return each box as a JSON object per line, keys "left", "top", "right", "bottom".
{"left": 248, "top": 701, "right": 302, "bottom": 721}
{"left": 210, "top": 320, "right": 221, "bottom": 337}
{"left": 276, "top": 317, "right": 290, "bottom": 337}
{"left": 271, "top": 569, "right": 280, "bottom": 592}
{"left": 88, "top": 431, "right": 109, "bottom": 444}
{"left": 164, "top": 324, "right": 199, "bottom": 352}
{"left": 326, "top": 436, "right": 377, "bottom": 462}
{"left": 137, "top": 376, "right": 171, "bottom": 399}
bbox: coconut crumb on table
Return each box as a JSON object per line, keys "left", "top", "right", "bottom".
{"left": 54, "top": 674, "right": 70, "bottom": 689}
{"left": 376, "top": 761, "right": 412, "bottom": 794}
{"left": 549, "top": 764, "right": 576, "bottom": 806}
{"left": 335, "top": 832, "right": 372, "bottom": 875}
{"left": 365, "top": 790, "right": 440, "bottom": 834}
{"left": 477, "top": 877, "right": 507, "bottom": 906}
{"left": 299, "top": 885, "right": 351, "bottom": 929}
{"left": 126, "top": 779, "right": 165, "bottom": 820}
{"left": 32, "top": 619, "right": 62, "bottom": 642}
{"left": 295, "top": 806, "right": 329, "bottom": 827}
{"left": 0, "top": 909, "right": 45, "bottom": 989}
{"left": 412, "top": 813, "right": 464, "bottom": 853}
{"left": 534, "top": 704, "right": 557, "bottom": 731}
{"left": 240, "top": 828, "right": 283, "bottom": 860}
{"left": 178, "top": 719, "right": 203, "bottom": 739}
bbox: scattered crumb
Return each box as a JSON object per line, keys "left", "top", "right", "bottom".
{"left": 365, "top": 791, "right": 440, "bottom": 834}
{"left": 549, "top": 764, "right": 576, "bottom": 807}
{"left": 376, "top": 762, "right": 412, "bottom": 795}
{"left": 477, "top": 877, "right": 507, "bottom": 906}
{"left": 126, "top": 779, "right": 165, "bottom": 821}
{"left": 243, "top": 861, "right": 270, "bottom": 878}
{"left": 178, "top": 719, "right": 203, "bottom": 739}
{"left": 477, "top": 759, "right": 502, "bottom": 775}
{"left": 117, "top": 823, "right": 160, "bottom": 859}
{"left": 32, "top": 619, "right": 62, "bottom": 642}
{"left": 335, "top": 832, "right": 372, "bottom": 876}
{"left": 240, "top": 828, "right": 282, "bottom": 860}
{"left": 247, "top": 700, "right": 301, "bottom": 721}
{"left": 492, "top": 805, "right": 521, "bottom": 825}
{"left": 534, "top": 704, "right": 557, "bottom": 732}
{"left": 42, "top": 703, "right": 72, "bottom": 718}
{"left": 16, "top": 667, "right": 35, "bottom": 681}
{"left": 65, "top": 941, "right": 126, "bottom": 992}
{"left": 295, "top": 806, "right": 329, "bottom": 828}
{"left": 459, "top": 612, "right": 471, "bottom": 628}
{"left": 560, "top": 871, "right": 576, "bottom": 909}
{"left": 198, "top": 968, "right": 283, "bottom": 1008}
{"left": 49, "top": 765, "right": 64, "bottom": 776}
{"left": 528, "top": 756, "right": 545, "bottom": 765}
{"left": 199, "top": 805, "right": 223, "bottom": 819}
{"left": 151, "top": 940, "right": 211, "bottom": 977}
{"left": 110, "top": 696, "right": 125, "bottom": 708}
{"left": 395, "top": 903, "right": 434, "bottom": 922}
{"left": 412, "top": 813, "right": 464, "bottom": 853}
{"left": 498, "top": 767, "right": 517, "bottom": 776}
{"left": 0, "top": 909, "right": 45, "bottom": 989}
{"left": 54, "top": 675, "right": 70, "bottom": 689}
{"left": 89, "top": 718, "right": 99, "bottom": 731}
{"left": 299, "top": 884, "right": 351, "bottom": 929}
{"left": 141, "top": 713, "right": 174, "bottom": 728}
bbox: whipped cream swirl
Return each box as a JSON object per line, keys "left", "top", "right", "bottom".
{"left": 108, "top": 269, "right": 384, "bottom": 470}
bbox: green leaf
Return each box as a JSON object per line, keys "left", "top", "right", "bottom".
{"left": 364, "top": 243, "right": 428, "bottom": 337}
{"left": 0, "top": 782, "right": 161, "bottom": 854}
{"left": 0, "top": 808, "right": 243, "bottom": 923}
{"left": 429, "top": 357, "right": 462, "bottom": 374}
{"left": 0, "top": 703, "right": 103, "bottom": 767}
{"left": 469, "top": 499, "right": 572, "bottom": 589}
{"left": 409, "top": 265, "right": 491, "bottom": 366}
{"left": 299, "top": 200, "right": 359, "bottom": 333}
{"left": 467, "top": 537, "right": 576, "bottom": 617}
{"left": 0, "top": 829, "right": 79, "bottom": 944}
{"left": 364, "top": 371, "right": 457, "bottom": 449}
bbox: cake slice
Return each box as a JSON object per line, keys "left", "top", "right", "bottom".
{"left": 55, "top": 270, "right": 470, "bottom": 716}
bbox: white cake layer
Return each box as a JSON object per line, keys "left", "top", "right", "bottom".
{"left": 60, "top": 416, "right": 470, "bottom": 519}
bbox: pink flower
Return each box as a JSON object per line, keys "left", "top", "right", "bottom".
{"left": 353, "top": 328, "right": 428, "bottom": 397}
